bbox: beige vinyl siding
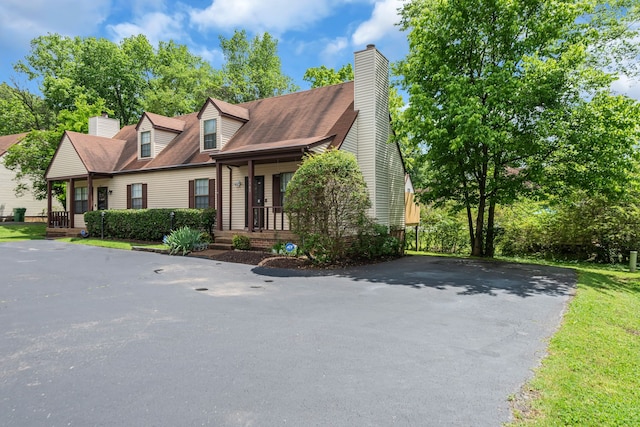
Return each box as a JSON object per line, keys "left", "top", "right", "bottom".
{"left": 69, "top": 179, "right": 88, "bottom": 228}
{"left": 88, "top": 116, "right": 120, "bottom": 138}
{"left": 106, "top": 167, "right": 216, "bottom": 210}
{"left": 373, "top": 50, "right": 391, "bottom": 228}
{"left": 153, "top": 129, "right": 177, "bottom": 157}
{"left": 220, "top": 117, "right": 243, "bottom": 149}
{"left": 310, "top": 142, "right": 331, "bottom": 154}
{"left": 388, "top": 142, "right": 406, "bottom": 228}
{"left": 339, "top": 126, "right": 358, "bottom": 156}
{"left": 0, "top": 155, "right": 57, "bottom": 217}
{"left": 354, "top": 47, "right": 384, "bottom": 223}
{"left": 46, "top": 136, "right": 88, "bottom": 179}
{"left": 200, "top": 104, "right": 220, "bottom": 152}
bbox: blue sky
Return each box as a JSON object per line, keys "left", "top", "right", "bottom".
{"left": 0, "top": 0, "right": 409, "bottom": 93}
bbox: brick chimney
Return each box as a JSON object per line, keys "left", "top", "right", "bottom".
{"left": 88, "top": 112, "right": 120, "bottom": 138}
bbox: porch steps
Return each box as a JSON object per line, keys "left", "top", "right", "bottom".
{"left": 212, "top": 230, "right": 298, "bottom": 251}
{"left": 46, "top": 227, "right": 84, "bottom": 238}
{"left": 209, "top": 237, "right": 234, "bottom": 251}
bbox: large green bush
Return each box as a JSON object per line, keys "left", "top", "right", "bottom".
{"left": 84, "top": 208, "right": 215, "bottom": 241}
{"left": 285, "top": 149, "right": 371, "bottom": 264}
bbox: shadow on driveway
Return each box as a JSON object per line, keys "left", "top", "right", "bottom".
{"left": 252, "top": 254, "right": 576, "bottom": 298}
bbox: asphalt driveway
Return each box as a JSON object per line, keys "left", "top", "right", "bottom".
{"left": 0, "top": 240, "right": 575, "bottom": 426}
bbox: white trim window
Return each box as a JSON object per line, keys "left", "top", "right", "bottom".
{"left": 195, "top": 179, "right": 209, "bottom": 209}
{"left": 131, "top": 183, "right": 143, "bottom": 209}
{"left": 203, "top": 119, "right": 217, "bottom": 150}
{"left": 140, "top": 131, "right": 151, "bottom": 158}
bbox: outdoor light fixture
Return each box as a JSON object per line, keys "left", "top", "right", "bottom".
{"left": 234, "top": 180, "right": 242, "bottom": 188}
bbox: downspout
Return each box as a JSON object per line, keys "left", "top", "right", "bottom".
{"left": 227, "top": 165, "right": 233, "bottom": 230}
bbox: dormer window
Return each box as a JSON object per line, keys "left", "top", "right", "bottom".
{"left": 204, "top": 119, "right": 217, "bottom": 150}
{"left": 140, "top": 131, "right": 151, "bottom": 158}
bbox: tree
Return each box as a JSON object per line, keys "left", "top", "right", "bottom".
{"left": 219, "top": 29, "right": 298, "bottom": 103}
{"left": 285, "top": 149, "right": 371, "bottom": 263}
{"left": 303, "top": 64, "right": 353, "bottom": 88}
{"left": 3, "top": 95, "right": 109, "bottom": 204}
{"left": 142, "top": 41, "right": 225, "bottom": 117}
{"left": 0, "top": 83, "right": 55, "bottom": 135}
{"left": 396, "top": 0, "right": 640, "bottom": 257}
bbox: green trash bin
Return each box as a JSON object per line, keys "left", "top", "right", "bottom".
{"left": 13, "top": 208, "right": 26, "bottom": 222}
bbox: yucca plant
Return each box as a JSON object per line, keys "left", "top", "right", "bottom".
{"left": 164, "top": 226, "right": 204, "bottom": 255}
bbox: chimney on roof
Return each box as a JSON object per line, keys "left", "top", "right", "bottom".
{"left": 88, "top": 114, "right": 120, "bottom": 138}
{"left": 353, "top": 44, "right": 391, "bottom": 226}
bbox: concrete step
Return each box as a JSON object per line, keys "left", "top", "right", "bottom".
{"left": 209, "top": 242, "right": 234, "bottom": 251}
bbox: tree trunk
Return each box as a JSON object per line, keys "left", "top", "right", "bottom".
{"left": 485, "top": 198, "right": 496, "bottom": 257}
{"left": 472, "top": 197, "right": 485, "bottom": 257}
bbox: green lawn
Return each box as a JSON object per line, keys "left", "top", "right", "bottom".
{"left": 0, "top": 223, "right": 46, "bottom": 242}
{"left": 509, "top": 265, "right": 640, "bottom": 426}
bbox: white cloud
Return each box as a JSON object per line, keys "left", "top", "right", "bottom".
{"left": 352, "top": 0, "right": 405, "bottom": 46}
{"left": 189, "top": 0, "right": 347, "bottom": 34}
{"left": 611, "top": 74, "right": 640, "bottom": 101}
{"left": 0, "top": 0, "right": 111, "bottom": 47}
{"left": 322, "top": 37, "right": 349, "bottom": 59}
{"left": 108, "top": 12, "right": 186, "bottom": 45}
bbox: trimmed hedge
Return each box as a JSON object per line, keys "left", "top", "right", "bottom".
{"left": 84, "top": 208, "right": 215, "bottom": 241}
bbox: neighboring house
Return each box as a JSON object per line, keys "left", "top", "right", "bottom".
{"left": 44, "top": 45, "right": 406, "bottom": 240}
{"left": 0, "top": 133, "right": 56, "bottom": 220}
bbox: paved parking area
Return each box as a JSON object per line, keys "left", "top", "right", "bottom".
{"left": 0, "top": 240, "right": 575, "bottom": 426}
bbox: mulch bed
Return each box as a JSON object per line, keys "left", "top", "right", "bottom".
{"left": 190, "top": 249, "right": 311, "bottom": 268}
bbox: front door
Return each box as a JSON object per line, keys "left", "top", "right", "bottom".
{"left": 244, "top": 176, "right": 265, "bottom": 229}
{"left": 97, "top": 187, "right": 109, "bottom": 210}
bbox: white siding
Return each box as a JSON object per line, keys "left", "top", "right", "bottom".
{"left": 200, "top": 104, "right": 221, "bottom": 152}
{"left": 388, "top": 142, "right": 406, "bottom": 228}
{"left": 0, "top": 154, "right": 58, "bottom": 217}
{"left": 47, "top": 136, "right": 88, "bottom": 179}
{"left": 310, "top": 142, "right": 331, "bottom": 154}
{"left": 354, "top": 46, "right": 392, "bottom": 226}
{"left": 340, "top": 126, "right": 358, "bottom": 156}
{"left": 154, "top": 129, "right": 177, "bottom": 157}
{"left": 220, "top": 117, "right": 243, "bottom": 149}
{"left": 88, "top": 116, "right": 120, "bottom": 138}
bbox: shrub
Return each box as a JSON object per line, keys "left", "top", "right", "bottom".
{"left": 232, "top": 234, "right": 251, "bottom": 250}
{"left": 84, "top": 208, "right": 215, "bottom": 241}
{"left": 164, "top": 226, "right": 205, "bottom": 255}
{"left": 285, "top": 149, "right": 371, "bottom": 264}
{"left": 350, "top": 221, "right": 402, "bottom": 260}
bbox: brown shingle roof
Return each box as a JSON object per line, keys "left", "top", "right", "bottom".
{"left": 59, "top": 81, "right": 358, "bottom": 174}
{"left": 0, "top": 133, "right": 28, "bottom": 156}
{"left": 137, "top": 112, "right": 186, "bottom": 133}
{"left": 198, "top": 98, "right": 250, "bottom": 122}
{"left": 65, "top": 131, "right": 127, "bottom": 173}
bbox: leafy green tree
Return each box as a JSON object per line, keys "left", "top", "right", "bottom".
{"left": 3, "top": 96, "right": 109, "bottom": 204}
{"left": 285, "top": 149, "right": 371, "bottom": 263}
{"left": 0, "top": 83, "right": 55, "bottom": 135}
{"left": 142, "top": 41, "right": 225, "bottom": 117}
{"left": 396, "top": 0, "right": 640, "bottom": 257}
{"left": 303, "top": 64, "right": 353, "bottom": 88}
{"left": 219, "top": 29, "right": 298, "bottom": 103}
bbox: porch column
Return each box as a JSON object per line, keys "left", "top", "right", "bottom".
{"left": 69, "top": 179, "right": 75, "bottom": 229}
{"left": 47, "top": 180, "right": 52, "bottom": 227}
{"left": 248, "top": 159, "right": 254, "bottom": 232}
{"left": 216, "top": 163, "right": 223, "bottom": 231}
{"left": 87, "top": 174, "right": 94, "bottom": 212}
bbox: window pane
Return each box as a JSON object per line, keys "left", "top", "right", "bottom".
{"left": 204, "top": 134, "right": 216, "bottom": 150}
{"left": 141, "top": 131, "right": 150, "bottom": 143}
{"left": 132, "top": 199, "right": 143, "bottom": 210}
{"left": 141, "top": 142, "right": 150, "bottom": 157}
{"left": 204, "top": 119, "right": 216, "bottom": 134}
{"left": 132, "top": 183, "right": 142, "bottom": 198}
{"left": 195, "top": 195, "right": 209, "bottom": 209}
{"left": 195, "top": 179, "right": 209, "bottom": 196}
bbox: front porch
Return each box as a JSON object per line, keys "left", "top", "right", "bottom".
{"left": 211, "top": 229, "right": 298, "bottom": 251}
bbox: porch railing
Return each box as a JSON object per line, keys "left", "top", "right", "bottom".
{"left": 49, "top": 211, "right": 70, "bottom": 228}
{"left": 251, "top": 206, "right": 288, "bottom": 231}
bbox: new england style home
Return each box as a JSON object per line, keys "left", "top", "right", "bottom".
{"left": 44, "top": 45, "right": 407, "bottom": 244}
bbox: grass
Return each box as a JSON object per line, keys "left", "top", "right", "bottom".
{"left": 56, "top": 237, "right": 135, "bottom": 250}
{"left": 0, "top": 223, "right": 46, "bottom": 242}
{"left": 509, "top": 264, "right": 640, "bottom": 426}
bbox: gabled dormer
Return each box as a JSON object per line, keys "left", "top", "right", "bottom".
{"left": 197, "top": 98, "right": 249, "bottom": 153}
{"left": 135, "top": 112, "right": 185, "bottom": 160}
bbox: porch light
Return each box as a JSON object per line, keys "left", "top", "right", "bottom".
{"left": 234, "top": 180, "right": 242, "bottom": 188}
